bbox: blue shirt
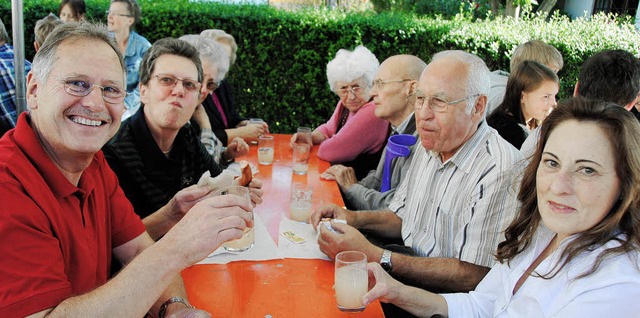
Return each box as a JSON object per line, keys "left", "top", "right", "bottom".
{"left": 0, "top": 43, "right": 31, "bottom": 136}
{"left": 119, "top": 31, "right": 151, "bottom": 117}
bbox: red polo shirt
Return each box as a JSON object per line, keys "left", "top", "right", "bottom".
{"left": 0, "top": 113, "right": 146, "bottom": 316}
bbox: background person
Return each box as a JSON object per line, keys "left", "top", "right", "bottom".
{"left": 198, "top": 29, "right": 268, "bottom": 145}
{"left": 487, "top": 60, "right": 559, "bottom": 148}
{"left": 0, "top": 22, "right": 251, "bottom": 318}
{"left": 59, "top": 0, "right": 86, "bottom": 22}
{"left": 34, "top": 13, "right": 63, "bottom": 52}
{"left": 321, "top": 54, "right": 426, "bottom": 211}
{"left": 107, "top": 0, "right": 151, "bottom": 120}
{"left": 488, "top": 39, "right": 563, "bottom": 114}
{"left": 0, "top": 18, "right": 31, "bottom": 137}
{"left": 292, "top": 45, "right": 389, "bottom": 180}
{"left": 363, "top": 97, "right": 640, "bottom": 317}
{"left": 180, "top": 33, "right": 248, "bottom": 165}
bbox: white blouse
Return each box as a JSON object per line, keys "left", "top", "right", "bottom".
{"left": 442, "top": 226, "right": 640, "bottom": 317}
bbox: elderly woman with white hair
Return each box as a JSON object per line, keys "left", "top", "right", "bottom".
{"left": 293, "top": 45, "right": 389, "bottom": 179}
{"left": 179, "top": 34, "right": 249, "bottom": 165}
{"left": 196, "top": 29, "right": 268, "bottom": 146}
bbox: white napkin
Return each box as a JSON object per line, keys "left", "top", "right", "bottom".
{"left": 197, "top": 214, "right": 283, "bottom": 264}
{"left": 277, "top": 215, "right": 331, "bottom": 261}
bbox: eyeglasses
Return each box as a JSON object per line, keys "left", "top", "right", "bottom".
{"left": 337, "top": 84, "right": 363, "bottom": 97}
{"left": 372, "top": 79, "right": 412, "bottom": 89}
{"left": 153, "top": 74, "right": 202, "bottom": 92}
{"left": 205, "top": 80, "right": 219, "bottom": 92}
{"left": 106, "top": 10, "right": 132, "bottom": 17}
{"left": 57, "top": 77, "right": 126, "bottom": 104}
{"left": 414, "top": 93, "right": 480, "bottom": 112}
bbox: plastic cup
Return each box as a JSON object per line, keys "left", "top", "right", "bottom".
{"left": 292, "top": 143, "right": 310, "bottom": 175}
{"left": 258, "top": 135, "right": 274, "bottom": 165}
{"left": 215, "top": 186, "right": 254, "bottom": 252}
{"left": 334, "top": 251, "right": 367, "bottom": 312}
{"left": 290, "top": 183, "right": 313, "bottom": 222}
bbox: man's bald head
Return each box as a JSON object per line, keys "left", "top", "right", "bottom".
{"left": 372, "top": 55, "right": 427, "bottom": 126}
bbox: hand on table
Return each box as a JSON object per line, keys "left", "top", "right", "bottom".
{"left": 238, "top": 123, "right": 269, "bottom": 142}
{"left": 224, "top": 137, "right": 249, "bottom": 159}
{"left": 317, "top": 221, "right": 376, "bottom": 260}
{"left": 309, "top": 203, "right": 355, "bottom": 230}
{"left": 162, "top": 194, "right": 254, "bottom": 265}
{"left": 320, "top": 165, "right": 358, "bottom": 190}
{"left": 289, "top": 133, "right": 313, "bottom": 148}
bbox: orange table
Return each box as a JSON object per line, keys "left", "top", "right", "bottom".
{"left": 182, "top": 134, "right": 385, "bottom": 318}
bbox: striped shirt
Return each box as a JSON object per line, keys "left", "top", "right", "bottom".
{"left": 388, "top": 121, "right": 524, "bottom": 268}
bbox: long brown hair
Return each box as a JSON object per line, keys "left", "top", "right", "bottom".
{"left": 496, "top": 97, "right": 640, "bottom": 278}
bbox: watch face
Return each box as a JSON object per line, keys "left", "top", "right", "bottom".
{"left": 381, "top": 262, "right": 392, "bottom": 273}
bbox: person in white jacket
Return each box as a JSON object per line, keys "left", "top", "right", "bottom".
{"left": 363, "top": 97, "right": 640, "bottom": 317}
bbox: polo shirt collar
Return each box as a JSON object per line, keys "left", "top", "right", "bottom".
{"left": 13, "top": 113, "right": 95, "bottom": 198}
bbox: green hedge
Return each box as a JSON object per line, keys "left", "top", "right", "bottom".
{"left": 2, "top": 1, "right": 639, "bottom": 133}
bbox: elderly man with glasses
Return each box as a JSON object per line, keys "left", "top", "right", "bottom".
{"left": 103, "top": 38, "right": 259, "bottom": 241}
{"left": 0, "top": 23, "right": 253, "bottom": 317}
{"left": 320, "top": 55, "right": 427, "bottom": 211}
{"left": 310, "top": 51, "right": 523, "bottom": 301}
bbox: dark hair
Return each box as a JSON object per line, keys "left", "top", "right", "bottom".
{"left": 138, "top": 37, "right": 203, "bottom": 87}
{"left": 577, "top": 50, "right": 640, "bottom": 107}
{"left": 496, "top": 97, "right": 640, "bottom": 279}
{"left": 110, "top": 0, "right": 141, "bottom": 27}
{"left": 59, "top": 0, "right": 86, "bottom": 20}
{"left": 492, "top": 60, "right": 558, "bottom": 124}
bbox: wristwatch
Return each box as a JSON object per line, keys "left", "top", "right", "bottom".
{"left": 380, "top": 249, "right": 393, "bottom": 273}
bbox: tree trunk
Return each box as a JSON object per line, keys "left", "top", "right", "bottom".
{"left": 506, "top": 1, "right": 520, "bottom": 19}
{"left": 489, "top": 0, "right": 500, "bottom": 16}
{"left": 537, "top": 0, "right": 557, "bottom": 16}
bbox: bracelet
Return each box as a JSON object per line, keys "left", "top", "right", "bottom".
{"left": 158, "top": 297, "right": 194, "bottom": 318}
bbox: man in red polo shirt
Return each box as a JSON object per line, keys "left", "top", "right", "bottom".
{"left": 0, "top": 23, "right": 252, "bottom": 317}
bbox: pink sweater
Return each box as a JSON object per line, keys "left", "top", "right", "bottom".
{"left": 316, "top": 100, "right": 389, "bottom": 162}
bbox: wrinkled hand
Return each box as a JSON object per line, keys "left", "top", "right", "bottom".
{"left": 289, "top": 132, "right": 313, "bottom": 148}
{"left": 167, "top": 185, "right": 215, "bottom": 223}
{"left": 362, "top": 262, "right": 403, "bottom": 306}
{"left": 240, "top": 123, "right": 269, "bottom": 142}
{"left": 224, "top": 137, "right": 249, "bottom": 159}
{"left": 309, "top": 204, "right": 354, "bottom": 229}
{"left": 165, "top": 306, "right": 211, "bottom": 318}
{"left": 162, "top": 194, "right": 253, "bottom": 265}
{"left": 247, "top": 178, "right": 264, "bottom": 206}
{"left": 317, "top": 221, "right": 374, "bottom": 260}
{"left": 320, "top": 165, "right": 358, "bottom": 190}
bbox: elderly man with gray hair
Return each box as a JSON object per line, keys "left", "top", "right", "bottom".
{"left": 311, "top": 50, "right": 523, "bottom": 297}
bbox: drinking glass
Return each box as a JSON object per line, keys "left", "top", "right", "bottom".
{"left": 258, "top": 135, "right": 274, "bottom": 165}
{"left": 292, "top": 143, "right": 310, "bottom": 175}
{"left": 249, "top": 118, "right": 265, "bottom": 144}
{"left": 334, "top": 251, "right": 368, "bottom": 312}
{"left": 214, "top": 186, "right": 254, "bottom": 252}
{"left": 295, "top": 127, "right": 312, "bottom": 145}
{"left": 290, "top": 183, "right": 313, "bottom": 222}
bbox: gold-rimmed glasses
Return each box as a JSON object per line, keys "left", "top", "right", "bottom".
{"left": 414, "top": 93, "right": 480, "bottom": 112}
{"left": 153, "top": 74, "right": 202, "bottom": 93}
